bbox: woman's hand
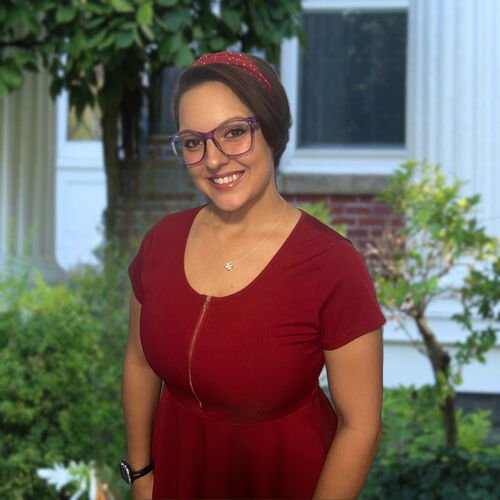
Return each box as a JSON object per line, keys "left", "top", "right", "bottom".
{"left": 131, "top": 472, "right": 154, "bottom": 500}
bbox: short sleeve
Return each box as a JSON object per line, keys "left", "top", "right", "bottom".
{"left": 128, "top": 228, "right": 155, "bottom": 305}
{"left": 318, "top": 239, "right": 386, "bottom": 350}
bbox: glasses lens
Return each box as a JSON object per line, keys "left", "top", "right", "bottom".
{"left": 214, "top": 120, "right": 252, "bottom": 156}
{"left": 173, "top": 120, "right": 253, "bottom": 166}
{"left": 172, "top": 132, "right": 205, "bottom": 165}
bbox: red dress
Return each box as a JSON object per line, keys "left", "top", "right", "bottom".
{"left": 128, "top": 205, "right": 386, "bottom": 499}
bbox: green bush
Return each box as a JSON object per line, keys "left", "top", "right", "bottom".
{"left": 365, "top": 447, "right": 500, "bottom": 499}
{"left": 359, "top": 385, "right": 500, "bottom": 499}
{"left": 0, "top": 256, "right": 131, "bottom": 499}
{"left": 379, "top": 384, "right": 500, "bottom": 462}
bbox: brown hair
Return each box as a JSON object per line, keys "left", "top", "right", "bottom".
{"left": 170, "top": 54, "right": 292, "bottom": 169}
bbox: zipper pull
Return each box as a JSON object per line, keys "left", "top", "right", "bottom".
{"left": 204, "top": 295, "right": 211, "bottom": 308}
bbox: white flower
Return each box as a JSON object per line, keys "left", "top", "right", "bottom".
{"left": 36, "top": 462, "right": 74, "bottom": 491}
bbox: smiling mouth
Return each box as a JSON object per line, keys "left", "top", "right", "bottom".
{"left": 209, "top": 171, "right": 245, "bottom": 185}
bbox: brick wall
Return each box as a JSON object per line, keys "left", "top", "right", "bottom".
{"left": 283, "top": 194, "right": 405, "bottom": 252}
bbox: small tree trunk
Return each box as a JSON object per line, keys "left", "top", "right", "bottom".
{"left": 101, "top": 101, "right": 120, "bottom": 247}
{"left": 415, "top": 315, "right": 458, "bottom": 447}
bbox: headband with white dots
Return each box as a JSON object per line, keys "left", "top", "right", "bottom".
{"left": 190, "top": 51, "right": 276, "bottom": 103}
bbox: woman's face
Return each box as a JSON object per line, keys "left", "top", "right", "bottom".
{"left": 178, "top": 81, "right": 275, "bottom": 213}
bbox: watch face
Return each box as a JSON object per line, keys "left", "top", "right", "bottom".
{"left": 119, "top": 461, "right": 132, "bottom": 485}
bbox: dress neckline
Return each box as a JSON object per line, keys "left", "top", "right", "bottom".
{"left": 181, "top": 204, "right": 307, "bottom": 302}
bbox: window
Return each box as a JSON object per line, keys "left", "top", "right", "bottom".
{"left": 56, "top": 66, "right": 104, "bottom": 168}
{"left": 280, "top": 0, "right": 409, "bottom": 175}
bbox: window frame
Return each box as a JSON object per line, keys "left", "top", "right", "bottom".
{"left": 279, "top": 0, "right": 409, "bottom": 175}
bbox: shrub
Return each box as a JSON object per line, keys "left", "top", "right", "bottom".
{"left": 364, "top": 447, "right": 500, "bottom": 499}
{"left": 359, "top": 385, "right": 500, "bottom": 499}
{"left": 0, "top": 260, "right": 130, "bottom": 499}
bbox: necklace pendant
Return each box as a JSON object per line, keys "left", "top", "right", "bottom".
{"left": 224, "top": 262, "right": 233, "bottom": 271}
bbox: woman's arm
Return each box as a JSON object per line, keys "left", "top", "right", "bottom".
{"left": 122, "top": 291, "right": 162, "bottom": 499}
{"left": 312, "top": 327, "right": 384, "bottom": 500}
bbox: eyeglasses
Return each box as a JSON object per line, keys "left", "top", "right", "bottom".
{"left": 168, "top": 117, "right": 258, "bottom": 166}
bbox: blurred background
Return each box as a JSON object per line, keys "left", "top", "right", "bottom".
{"left": 1, "top": 0, "right": 499, "bottom": 498}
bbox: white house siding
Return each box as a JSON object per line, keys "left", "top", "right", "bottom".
{"left": 0, "top": 65, "right": 64, "bottom": 283}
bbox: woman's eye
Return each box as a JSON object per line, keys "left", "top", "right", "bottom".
{"left": 225, "top": 128, "right": 246, "bottom": 138}
{"left": 183, "top": 139, "right": 202, "bottom": 148}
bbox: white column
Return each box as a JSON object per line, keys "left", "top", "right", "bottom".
{"left": 407, "top": 0, "right": 500, "bottom": 237}
{"left": 0, "top": 66, "right": 65, "bottom": 284}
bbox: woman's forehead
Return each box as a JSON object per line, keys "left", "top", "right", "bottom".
{"left": 179, "top": 82, "right": 252, "bottom": 131}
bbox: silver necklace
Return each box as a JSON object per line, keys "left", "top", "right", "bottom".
{"left": 210, "top": 196, "right": 287, "bottom": 271}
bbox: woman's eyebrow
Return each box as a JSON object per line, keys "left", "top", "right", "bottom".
{"left": 179, "top": 116, "right": 247, "bottom": 133}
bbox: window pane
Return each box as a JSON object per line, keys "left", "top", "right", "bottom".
{"left": 67, "top": 105, "right": 102, "bottom": 141}
{"left": 67, "top": 65, "right": 103, "bottom": 141}
{"left": 298, "top": 11, "right": 407, "bottom": 148}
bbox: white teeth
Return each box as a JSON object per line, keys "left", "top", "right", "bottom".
{"left": 212, "top": 172, "right": 244, "bottom": 185}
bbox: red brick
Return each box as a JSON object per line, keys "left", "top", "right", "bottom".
{"left": 373, "top": 205, "right": 395, "bottom": 215}
{"left": 328, "top": 195, "right": 358, "bottom": 204}
{"left": 331, "top": 216, "right": 359, "bottom": 226}
{"left": 388, "top": 216, "right": 406, "bottom": 227}
{"left": 359, "top": 217, "right": 386, "bottom": 226}
{"left": 328, "top": 205, "right": 345, "bottom": 215}
{"left": 358, "top": 195, "right": 377, "bottom": 203}
{"left": 369, "top": 228, "right": 385, "bottom": 238}
{"left": 294, "top": 195, "right": 328, "bottom": 204}
{"left": 347, "top": 228, "right": 369, "bottom": 238}
{"left": 346, "top": 206, "right": 372, "bottom": 215}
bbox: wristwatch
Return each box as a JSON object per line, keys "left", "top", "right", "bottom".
{"left": 119, "top": 459, "right": 155, "bottom": 485}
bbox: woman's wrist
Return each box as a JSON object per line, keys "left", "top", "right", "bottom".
{"left": 126, "top": 456, "right": 153, "bottom": 471}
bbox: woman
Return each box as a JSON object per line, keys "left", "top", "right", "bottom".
{"left": 121, "top": 51, "right": 386, "bottom": 500}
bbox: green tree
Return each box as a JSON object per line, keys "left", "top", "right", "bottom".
{"left": 0, "top": 0, "right": 306, "bottom": 252}
{"left": 365, "top": 160, "right": 500, "bottom": 448}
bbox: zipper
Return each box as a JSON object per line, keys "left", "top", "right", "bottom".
{"left": 188, "top": 295, "right": 211, "bottom": 410}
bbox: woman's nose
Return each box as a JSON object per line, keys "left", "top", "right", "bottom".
{"left": 204, "top": 138, "right": 229, "bottom": 169}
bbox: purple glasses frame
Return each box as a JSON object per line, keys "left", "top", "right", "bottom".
{"left": 168, "top": 117, "right": 258, "bottom": 166}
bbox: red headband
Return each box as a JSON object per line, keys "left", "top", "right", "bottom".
{"left": 189, "top": 51, "right": 276, "bottom": 103}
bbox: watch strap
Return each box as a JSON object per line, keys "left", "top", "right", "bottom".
{"left": 120, "top": 459, "right": 155, "bottom": 485}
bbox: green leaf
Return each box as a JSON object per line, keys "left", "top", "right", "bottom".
{"left": 209, "top": 37, "right": 226, "bottom": 51}
{"left": 0, "top": 6, "right": 6, "bottom": 23}
{"left": 85, "top": 29, "right": 108, "bottom": 49}
{"left": 14, "top": 53, "right": 38, "bottom": 68}
{"left": 69, "top": 31, "right": 86, "bottom": 59}
{"left": 0, "top": 79, "right": 9, "bottom": 99}
{"left": 97, "top": 33, "right": 116, "bottom": 50}
{"left": 115, "top": 31, "right": 134, "bottom": 48}
{"left": 133, "top": 26, "right": 144, "bottom": 49}
{"left": 178, "top": 5, "right": 192, "bottom": 27}
{"left": 86, "top": 17, "right": 106, "bottom": 30}
{"left": 157, "top": 0, "right": 178, "bottom": 6}
{"left": 163, "top": 10, "right": 181, "bottom": 31}
{"left": 5, "top": 6, "right": 25, "bottom": 31}
{"left": 192, "top": 25, "right": 203, "bottom": 40}
{"left": 139, "top": 24, "right": 155, "bottom": 41}
{"left": 110, "top": 0, "right": 134, "bottom": 13}
{"left": 0, "top": 64, "right": 23, "bottom": 90}
{"left": 173, "top": 44, "right": 195, "bottom": 67}
{"left": 80, "top": 2, "right": 104, "bottom": 15}
{"left": 23, "top": 11, "right": 41, "bottom": 35}
{"left": 158, "top": 32, "right": 182, "bottom": 62}
{"left": 136, "top": 2, "right": 153, "bottom": 25}
{"left": 221, "top": 6, "right": 242, "bottom": 34}
{"left": 56, "top": 6, "right": 77, "bottom": 23}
